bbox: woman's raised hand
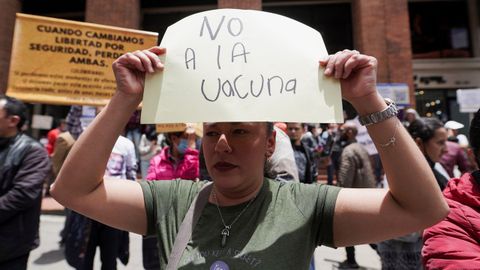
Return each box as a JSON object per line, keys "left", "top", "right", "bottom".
{"left": 320, "top": 50, "right": 378, "bottom": 106}
{"left": 112, "top": 46, "right": 165, "bottom": 99}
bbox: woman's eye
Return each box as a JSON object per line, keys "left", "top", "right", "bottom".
{"left": 233, "top": 129, "right": 248, "bottom": 135}
{"left": 206, "top": 131, "right": 220, "bottom": 137}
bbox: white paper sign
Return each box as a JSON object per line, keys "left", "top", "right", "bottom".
{"left": 142, "top": 9, "right": 343, "bottom": 123}
{"left": 31, "top": 114, "right": 53, "bottom": 130}
{"left": 457, "top": 89, "right": 480, "bottom": 113}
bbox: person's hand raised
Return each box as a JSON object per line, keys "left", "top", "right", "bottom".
{"left": 112, "top": 46, "right": 165, "bottom": 99}
{"left": 320, "top": 50, "right": 378, "bottom": 105}
{"left": 187, "top": 133, "right": 197, "bottom": 150}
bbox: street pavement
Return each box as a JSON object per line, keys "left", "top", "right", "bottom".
{"left": 28, "top": 212, "right": 381, "bottom": 269}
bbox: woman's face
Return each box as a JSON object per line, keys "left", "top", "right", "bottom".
{"left": 424, "top": 127, "right": 448, "bottom": 163}
{"left": 202, "top": 122, "right": 275, "bottom": 191}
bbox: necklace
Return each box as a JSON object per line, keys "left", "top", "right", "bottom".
{"left": 211, "top": 187, "right": 257, "bottom": 248}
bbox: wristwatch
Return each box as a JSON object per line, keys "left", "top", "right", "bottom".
{"left": 359, "top": 98, "right": 398, "bottom": 126}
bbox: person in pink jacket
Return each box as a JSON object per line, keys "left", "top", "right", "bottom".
{"left": 146, "top": 127, "right": 200, "bottom": 181}
{"left": 422, "top": 109, "right": 480, "bottom": 269}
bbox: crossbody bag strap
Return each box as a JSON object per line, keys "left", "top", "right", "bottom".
{"left": 166, "top": 182, "right": 213, "bottom": 270}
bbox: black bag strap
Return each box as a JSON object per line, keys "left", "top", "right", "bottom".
{"left": 166, "top": 182, "right": 213, "bottom": 270}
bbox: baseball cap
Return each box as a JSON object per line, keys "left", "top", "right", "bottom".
{"left": 444, "top": 120, "right": 464, "bottom": 130}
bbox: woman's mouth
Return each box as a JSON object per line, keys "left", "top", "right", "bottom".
{"left": 214, "top": 161, "right": 238, "bottom": 172}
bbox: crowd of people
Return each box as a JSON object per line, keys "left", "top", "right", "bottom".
{"left": 1, "top": 45, "right": 479, "bottom": 270}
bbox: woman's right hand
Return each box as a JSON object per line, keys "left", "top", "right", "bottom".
{"left": 112, "top": 46, "right": 165, "bottom": 99}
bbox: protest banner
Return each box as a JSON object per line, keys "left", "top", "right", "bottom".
{"left": 142, "top": 9, "right": 343, "bottom": 123}
{"left": 7, "top": 13, "right": 158, "bottom": 106}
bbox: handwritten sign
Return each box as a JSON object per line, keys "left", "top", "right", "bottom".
{"left": 7, "top": 13, "right": 158, "bottom": 106}
{"left": 142, "top": 9, "right": 343, "bottom": 123}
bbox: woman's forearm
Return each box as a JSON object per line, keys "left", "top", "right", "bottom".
{"left": 351, "top": 93, "right": 448, "bottom": 223}
{"left": 50, "top": 92, "right": 141, "bottom": 205}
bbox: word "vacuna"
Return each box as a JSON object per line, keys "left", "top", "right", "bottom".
{"left": 200, "top": 74, "right": 297, "bottom": 102}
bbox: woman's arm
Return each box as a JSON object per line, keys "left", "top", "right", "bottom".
{"left": 320, "top": 50, "right": 449, "bottom": 246}
{"left": 50, "top": 47, "right": 165, "bottom": 235}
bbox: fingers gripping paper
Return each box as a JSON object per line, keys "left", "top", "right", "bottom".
{"left": 142, "top": 9, "right": 343, "bottom": 123}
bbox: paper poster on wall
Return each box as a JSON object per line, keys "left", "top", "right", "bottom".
{"left": 7, "top": 13, "right": 158, "bottom": 106}
{"left": 80, "top": 105, "right": 97, "bottom": 129}
{"left": 457, "top": 88, "right": 480, "bottom": 113}
{"left": 376, "top": 83, "right": 410, "bottom": 107}
{"left": 31, "top": 114, "right": 53, "bottom": 130}
{"left": 142, "top": 8, "right": 343, "bottom": 123}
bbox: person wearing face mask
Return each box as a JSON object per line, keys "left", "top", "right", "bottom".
{"left": 143, "top": 125, "right": 200, "bottom": 270}
{"left": 146, "top": 126, "right": 200, "bottom": 181}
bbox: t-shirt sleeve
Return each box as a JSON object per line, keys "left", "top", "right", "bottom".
{"left": 139, "top": 180, "right": 156, "bottom": 235}
{"left": 292, "top": 183, "right": 341, "bottom": 248}
{"left": 139, "top": 179, "right": 205, "bottom": 236}
{"left": 315, "top": 184, "right": 341, "bottom": 247}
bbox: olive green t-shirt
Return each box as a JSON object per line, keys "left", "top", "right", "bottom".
{"left": 140, "top": 179, "right": 340, "bottom": 270}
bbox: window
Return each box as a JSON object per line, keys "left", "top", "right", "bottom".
{"left": 263, "top": 3, "right": 353, "bottom": 53}
{"left": 409, "top": 0, "right": 472, "bottom": 59}
{"left": 22, "top": 0, "right": 85, "bottom": 21}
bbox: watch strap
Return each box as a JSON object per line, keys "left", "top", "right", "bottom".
{"left": 359, "top": 98, "right": 398, "bottom": 126}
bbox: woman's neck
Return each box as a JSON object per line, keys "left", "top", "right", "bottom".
{"left": 211, "top": 179, "right": 264, "bottom": 206}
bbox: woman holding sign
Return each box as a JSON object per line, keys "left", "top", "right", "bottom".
{"left": 51, "top": 47, "right": 448, "bottom": 269}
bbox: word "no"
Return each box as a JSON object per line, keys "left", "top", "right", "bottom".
{"left": 200, "top": 15, "right": 243, "bottom": 40}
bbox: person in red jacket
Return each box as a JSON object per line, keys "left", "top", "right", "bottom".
{"left": 422, "top": 108, "right": 480, "bottom": 269}
{"left": 46, "top": 119, "right": 67, "bottom": 156}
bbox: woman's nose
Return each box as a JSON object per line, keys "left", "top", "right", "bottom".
{"left": 215, "top": 134, "right": 232, "bottom": 153}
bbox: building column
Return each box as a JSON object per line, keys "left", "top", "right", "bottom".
{"left": 218, "top": 0, "right": 261, "bottom": 10}
{"left": 0, "top": 0, "right": 21, "bottom": 94}
{"left": 352, "top": 0, "right": 415, "bottom": 106}
{"left": 85, "top": 0, "right": 141, "bottom": 28}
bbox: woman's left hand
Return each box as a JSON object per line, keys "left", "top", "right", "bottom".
{"left": 187, "top": 133, "right": 197, "bottom": 149}
{"left": 320, "top": 50, "right": 378, "bottom": 106}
